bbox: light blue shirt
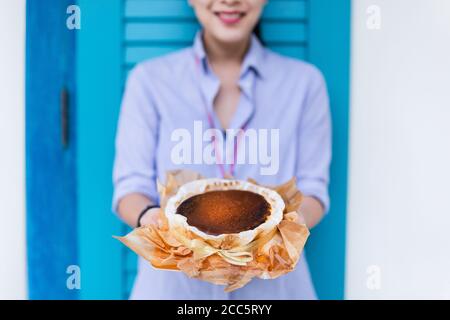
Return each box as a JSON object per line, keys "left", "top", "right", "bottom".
{"left": 113, "top": 31, "right": 331, "bottom": 300}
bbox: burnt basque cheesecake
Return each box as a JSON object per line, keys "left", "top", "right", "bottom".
{"left": 165, "top": 179, "right": 285, "bottom": 242}
{"left": 176, "top": 190, "right": 271, "bottom": 235}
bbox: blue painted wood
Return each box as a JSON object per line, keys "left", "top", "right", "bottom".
{"left": 307, "top": 0, "right": 351, "bottom": 300}
{"left": 124, "top": 0, "right": 307, "bottom": 21}
{"left": 125, "top": 22, "right": 199, "bottom": 42}
{"left": 26, "top": 0, "right": 78, "bottom": 299}
{"left": 77, "top": 0, "right": 124, "bottom": 299}
{"left": 125, "top": 0, "right": 195, "bottom": 19}
{"left": 260, "top": 22, "right": 307, "bottom": 43}
{"left": 263, "top": 1, "right": 307, "bottom": 20}
{"left": 124, "top": 21, "right": 307, "bottom": 43}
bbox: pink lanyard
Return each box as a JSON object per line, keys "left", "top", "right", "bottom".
{"left": 194, "top": 55, "right": 255, "bottom": 178}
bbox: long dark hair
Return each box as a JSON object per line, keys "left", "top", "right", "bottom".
{"left": 253, "top": 21, "right": 265, "bottom": 45}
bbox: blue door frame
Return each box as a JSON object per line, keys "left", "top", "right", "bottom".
{"left": 26, "top": 0, "right": 78, "bottom": 299}
{"left": 307, "top": 0, "right": 351, "bottom": 299}
{"left": 76, "top": 0, "right": 124, "bottom": 299}
{"left": 26, "top": 0, "right": 350, "bottom": 299}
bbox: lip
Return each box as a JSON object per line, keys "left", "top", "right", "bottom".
{"left": 214, "top": 11, "right": 246, "bottom": 25}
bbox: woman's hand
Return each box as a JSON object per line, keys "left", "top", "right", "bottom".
{"left": 139, "top": 207, "right": 161, "bottom": 227}
{"left": 117, "top": 193, "right": 159, "bottom": 228}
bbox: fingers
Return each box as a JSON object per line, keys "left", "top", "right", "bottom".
{"left": 296, "top": 211, "right": 307, "bottom": 225}
{"left": 140, "top": 208, "right": 161, "bottom": 227}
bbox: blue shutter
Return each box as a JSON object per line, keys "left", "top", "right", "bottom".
{"left": 123, "top": 0, "right": 308, "bottom": 71}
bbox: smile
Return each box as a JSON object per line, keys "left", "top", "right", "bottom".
{"left": 215, "top": 11, "right": 246, "bottom": 25}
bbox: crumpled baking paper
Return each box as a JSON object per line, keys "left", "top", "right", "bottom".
{"left": 115, "top": 170, "right": 309, "bottom": 292}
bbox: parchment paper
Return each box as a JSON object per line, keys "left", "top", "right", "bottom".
{"left": 115, "top": 170, "right": 309, "bottom": 292}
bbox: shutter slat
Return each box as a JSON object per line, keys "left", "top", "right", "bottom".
{"left": 125, "top": 22, "right": 199, "bottom": 42}
{"left": 125, "top": 0, "right": 307, "bottom": 21}
{"left": 125, "top": 0, "right": 194, "bottom": 19}
{"left": 125, "top": 22, "right": 306, "bottom": 43}
{"left": 264, "top": 1, "right": 307, "bottom": 20}
{"left": 262, "top": 22, "right": 307, "bottom": 43}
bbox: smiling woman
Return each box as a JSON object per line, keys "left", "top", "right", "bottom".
{"left": 113, "top": 0, "right": 331, "bottom": 299}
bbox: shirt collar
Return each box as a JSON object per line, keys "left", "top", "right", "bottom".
{"left": 192, "top": 30, "right": 266, "bottom": 79}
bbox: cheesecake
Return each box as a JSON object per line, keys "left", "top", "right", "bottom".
{"left": 176, "top": 190, "right": 271, "bottom": 235}
{"left": 164, "top": 179, "right": 285, "bottom": 244}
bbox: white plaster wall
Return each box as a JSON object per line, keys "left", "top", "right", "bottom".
{"left": 0, "top": 0, "right": 27, "bottom": 299}
{"left": 347, "top": 0, "right": 450, "bottom": 299}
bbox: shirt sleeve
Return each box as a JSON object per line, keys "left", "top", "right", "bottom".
{"left": 296, "top": 66, "right": 332, "bottom": 214}
{"left": 112, "top": 65, "right": 160, "bottom": 214}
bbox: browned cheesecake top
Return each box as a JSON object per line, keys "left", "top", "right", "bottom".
{"left": 176, "top": 190, "right": 271, "bottom": 235}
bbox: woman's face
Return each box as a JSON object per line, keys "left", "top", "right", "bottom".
{"left": 189, "top": 0, "right": 266, "bottom": 44}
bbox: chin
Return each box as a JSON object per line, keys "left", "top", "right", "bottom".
{"left": 210, "top": 28, "right": 253, "bottom": 44}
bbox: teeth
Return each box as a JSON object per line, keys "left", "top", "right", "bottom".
{"left": 220, "top": 13, "right": 241, "bottom": 19}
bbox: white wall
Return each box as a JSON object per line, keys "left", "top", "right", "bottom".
{"left": 347, "top": 0, "right": 450, "bottom": 299}
{"left": 0, "top": 0, "right": 27, "bottom": 299}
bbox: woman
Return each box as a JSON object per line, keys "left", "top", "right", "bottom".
{"left": 113, "top": 0, "right": 331, "bottom": 300}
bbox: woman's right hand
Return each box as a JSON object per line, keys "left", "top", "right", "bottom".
{"left": 139, "top": 207, "right": 161, "bottom": 227}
